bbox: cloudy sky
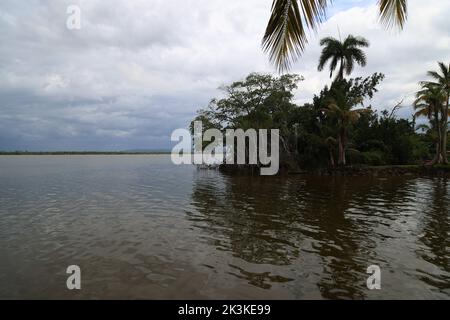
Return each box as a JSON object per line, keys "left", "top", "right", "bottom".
{"left": 0, "top": 0, "right": 449, "bottom": 151}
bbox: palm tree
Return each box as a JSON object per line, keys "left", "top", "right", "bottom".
{"left": 318, "top": 35, "right": 369, "bottom": 81}
{"left": 323, "top": 84, "right": 370, "bottom": 166}
{"left": 414, "top": 83, "right": 446, "bottom": 164}
{"left": 262, "top": 0, "right": 408, "bottom": 72}
{"left": 421, "top": 62, "right": 450, "bottom": 163}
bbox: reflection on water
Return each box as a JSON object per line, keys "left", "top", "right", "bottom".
{"left": 0, "top": 155, "right": 448, "bottom": 299}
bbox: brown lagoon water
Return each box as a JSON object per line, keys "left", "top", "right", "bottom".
{"left": 0, "top": 155, "right": 448, "bottom": 299}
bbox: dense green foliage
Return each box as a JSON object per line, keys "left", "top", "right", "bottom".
{"left": 193, "top": 33, "right": 448, "bottom": 171}
{"left": 191, "top": 71, "right": 446, "bottom": 170}
{"left": 414, "top": 62, "right": 450, "bottom": 165}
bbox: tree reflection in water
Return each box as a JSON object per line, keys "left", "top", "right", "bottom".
{"left": 188, "top": 170, "right": 449, "bottom": 299}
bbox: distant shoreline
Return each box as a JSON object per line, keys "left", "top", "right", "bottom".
{"left": 0, "top": 151, "right": 171, "bottom": 155}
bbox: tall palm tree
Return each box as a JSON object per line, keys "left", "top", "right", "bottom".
{"left": 414, "top": 83, "right": 447, "bottom": 164}
{"left": 421, "top": 62, "right": 450, "bottom": 163}
{"left": 317, "top": 35, "right": 369, "bottom": 81}
{"left": 262, "top": 0, "right": 408, "bottom": 72}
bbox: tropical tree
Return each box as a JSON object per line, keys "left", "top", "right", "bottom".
{"left": 262, "top": 0, "right": 408, "bottom": 72}
{"left": 414, "top": 82, "right": 447, "bottom": 164}
{"left": 316, "top": 73, "right": 384, "bottom": 166}
{"left": 318, "top": 35, "right": 369, "bottom": 81}
{"left": 323, "top": 83, "right": 369, "bottom": 165}
{"left": 192, "top": 73, "right": 304, "bottom": 168}
{"left": 421, "top": 62, "right": 450, "bottom": 163}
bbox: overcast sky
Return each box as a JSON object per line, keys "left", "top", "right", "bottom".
{"left": 0, "top": 0, "right": 449, "bottom": 151}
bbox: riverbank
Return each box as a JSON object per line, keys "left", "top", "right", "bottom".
{"left": 292, "top": 164, "right": 450, "bottom": 176}
{"left": 218, "top": 163, "right": 450, "bottom": 176}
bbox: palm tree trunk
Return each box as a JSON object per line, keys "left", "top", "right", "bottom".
{"left": 441, "top": 95, "right": 449, "bottom": 164}
{"left": 431, "top": 140, "right": 441, "bottom": 165}
{"left": 432, "top": 110, "right": 443, "bottom": 165}
{"left": 329, "top": 148, "right": 335, "bottom": 167}
{"left": 337, "top": 130, "right": 346, "bottom": 166}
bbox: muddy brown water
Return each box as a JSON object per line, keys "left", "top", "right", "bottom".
{"left": 0, "top": 155, "right": 448, "bottom": 299}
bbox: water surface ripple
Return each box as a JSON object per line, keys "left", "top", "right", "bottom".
{"left": 0, "top": 155, "right": 448, "bottom": 299}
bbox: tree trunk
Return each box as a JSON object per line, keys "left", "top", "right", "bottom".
{"left": 431, "top": 140, "right": 442, "bottom": 165}
{"left": 337, "top": 131, "right": 346, "bottom": 166}
{"left": 329, "top": 148, "right": 335, "bottom": 168}
{"left": 431, "top": 110, "right": 443, "bottom": 165}
{"left": 441, "top": 95, "right": 449, "bottom": 164}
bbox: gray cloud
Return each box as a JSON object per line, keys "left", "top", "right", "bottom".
{"left": 0, "top": 0, "right": 448, "bottom": 150}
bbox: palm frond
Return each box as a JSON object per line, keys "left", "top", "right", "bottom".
{"left": 325, "top": 103, "right": 341, "bottom": 114}
{"left": 328, "top": 56, "right": 339, "bottom": 78}
{"left": 426, "top": 71, "right": 444, "bottom": 83}
{"left": 349, "top": 48, "right": 367, "bottom": 66}
{"left": 345, "top": 55, "right": 354, "bottom": 75}
{"left": 343, "top": 35, "right": 369, "bottom": 48}
{"left": 378, "top": 0, "right": 407, "bottom": 29}
{"left": 414, "top": 108, "right": 432, "bottom": 119}
{"left": 438, "top": 62, "right": 450, "bottom": 79}
{"left": 262, "top": 0, "right": 328, "bottom": 73}
{"left": 319, "top": 36, "right": 340, "bottom": 47}
{"left": 318, "top": 41, "right": 340, "bottom": 72}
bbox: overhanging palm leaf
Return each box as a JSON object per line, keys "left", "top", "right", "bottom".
{"left": 262, "top": 0, "right": 328, "bottom": 73}
{"left": 263, "top": 0, "right": 408, "bottom": 72}
{"left": 378, "top": 0, "right": 408, "bottom": 29}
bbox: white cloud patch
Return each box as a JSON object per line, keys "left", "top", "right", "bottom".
{"left": 0, "top": 0, "right": 448, "bottom": 150}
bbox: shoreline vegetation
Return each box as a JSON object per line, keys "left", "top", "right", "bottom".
{"left": 191, "top": 35, "right": 449, "bottom": 176}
